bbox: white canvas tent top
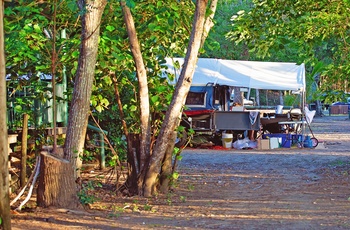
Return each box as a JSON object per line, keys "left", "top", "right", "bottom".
{"left": 164, "top": 58, "right": 306, "bottom": 92}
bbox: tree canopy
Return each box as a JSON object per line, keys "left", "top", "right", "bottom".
{"left": 224, "top": 0, "right": 350, "bottom": 102}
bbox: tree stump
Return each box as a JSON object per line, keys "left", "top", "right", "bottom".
{"left": 37, "top": 150, "right": 81, "bottom": 209}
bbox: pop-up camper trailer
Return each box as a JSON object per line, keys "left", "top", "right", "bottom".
{"left": 164, "top": 58, "right": 306, "bottom": 146}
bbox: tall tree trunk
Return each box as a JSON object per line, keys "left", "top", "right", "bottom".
{"left": 159, "top": 131, "right": 177, "bottom": 193}
{"left": 0, "top": 1, "right": 11, "bottom": 228}
{"left": 143, "top": 0, "right": 209, "bottom": 197}
{"left": 37, "top": 0, "right": 107, "bottom": 210}
{"left": 64, "top": 0, "right": 107, "bottom": 178}
{"left": 113, "top": 80, "right": 139, "bottom": 195}
{"left": 200, "top": 0, "right": 218, "bottom": 47}
{"left": 120, "top": 0, "right": 151, "bottom": 194}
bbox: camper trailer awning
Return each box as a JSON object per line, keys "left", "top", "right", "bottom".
{"left": 164, "top": 58, "right": 306, "bottom": 91}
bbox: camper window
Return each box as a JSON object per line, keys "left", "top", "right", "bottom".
{"left": 186, "top": 91, "right": 207, "bottom": 107}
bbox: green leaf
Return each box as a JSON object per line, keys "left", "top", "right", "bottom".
{"left": 96, "top": 105, "right": 102, "bottom": 113}
{"left": 148, "top": 23, "right": 156, "bottom": 31}
{"left": 172, "top": 172, "right": 179, "bottom": 180}
{"left": 126, "top": 0, "right": 135, "bottom": 8}
{"left": 106, "top": 25, "right": 115, "bottom": 32}
{"left": 168, "top": 17, "right": 174, "bottom": 26}
{"left": 14, "top": 105, "right": 22, "bottom": 113}
{"left": 151, "top": 95, "right": 159, "bottom": 103}
{"left": 33, "top": 24, "right": 41, "bottom": 33}
{"left": 170, "top": 2, "right": 179, "bottom": 10}
{"left": 129, "top": 105, "right": 137, "bottom": 112}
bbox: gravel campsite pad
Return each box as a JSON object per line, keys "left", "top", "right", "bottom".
{"left": 11, "top": 116, "right": 350, "bottom": 229}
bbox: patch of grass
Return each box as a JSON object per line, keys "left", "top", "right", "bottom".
{"left": 107, "top": 212, "right": 121, "bottom": 218}
{"left": 166, "top": 193, "right": 173, "bottom": 206}
{"left": 180, "top": 196, "right": 186, "bottom": 203}
{"left": 330, "top": 160, "right": 350, "bottom": 167}
{"left": 144, "top": 203, "right": 153, "bottom": 211}
{"left": 187, "top": 184, "right": 195, "bottom": 191}
{"left": 107, "top": 205, "right": 124, "bottom": 218}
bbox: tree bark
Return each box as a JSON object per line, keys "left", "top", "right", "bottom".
{"left": 0, "top": 1, "right": 11, "bottom": 228}
{"left": 200, "top": 0, "right": 218, "bottom": 47}
{"left": 38, "top": 0, "right": 108, "bottom": 210}
{"left": 113, "top": 80, "right": 139, "bottom": 195}
{"left": 120, "top": 0, "right": 151, "bottom": 193}
{"left": 159, "top": 131, "right": 177, "bottom": 193}
{"left": 64, "top": 0, "right": 107, "bottom": 178}
{"left": 143, "top": 0, "right": 209, "bottom": 197}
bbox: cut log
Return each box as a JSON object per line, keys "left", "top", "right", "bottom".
{"left": 37, "top": 150, "right": 82, "bottom": 209}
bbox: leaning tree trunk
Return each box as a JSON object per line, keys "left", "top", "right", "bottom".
{"left": 200, "top": 0, "right": 218, "bottom": 47}
{"left": 0, "top": 1, "right": 11, "bottom": 227}
{"left": 37, "top": 0, "right": 107, "bottom": 209}
{"left": 159, "top": 0, "right": 218, "bottom": 189}
{"left": 143, "top": 0, "right": 209, "bottom": 197}
{"left": 64, "top": 0, "right": 107, "bottom": 177}
{"left": 120, "top": 0, "right": 151, "bottom": 195}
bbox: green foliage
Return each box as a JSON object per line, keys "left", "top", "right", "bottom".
{"left": 87, "top": 0, "right": 194, "bottom": 162}
{"left": 284, "top": 94, "right": 299, "bottom": 107}
{"left": 180, "top": 195, "right": 186, "bottom": 202}
{"left": 187, "top": 184, "right": 195, "bottom": 191}
{"left": 225, "top": 0, "right": 350, "bottom": 102}
{"left": 4, "top": 0, "right": 194, "bottom": 171}
{"left": 5, "top": 0, "right": 79, "bottom": 131}
{"left": 77, "top": 180, "right": 102, "bottom": 205}
{"left": 318, "top": 90, "right": 349, "bottom": 104}
{"left": 204, "top": 0, "right": 253, "bottom": 59}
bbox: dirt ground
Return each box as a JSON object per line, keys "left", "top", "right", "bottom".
{"left": 10, "top": 115, "right": 350, "bottom": 230}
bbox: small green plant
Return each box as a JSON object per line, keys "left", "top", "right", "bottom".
{"left": 81, "top": 149, "right": 96, "bottom": 163}
{"left": 180, "top": 196, "right": 186, "bottom": 202}
{"left": 107, "top": 212, "right": 121, "bottom": 218}
{"left": 167, "top": 193, "right": 173, "bottom": 206}
{"left": 112, "top": 205, "right": 124, "bottom": 213}
{"left": 107, "top": 205, "right": 124, "bottom": 218}
{"left": 187, "top": 184, "right": 195, "bottom": 191}
{"left": 144, "top": 203, "right": 152, "bottom": 211}
{"left": 77, "top": 180, "right": 102, "bottom": 205}
{"left": 330, "top": 160, "right": 349, "bottom": 167}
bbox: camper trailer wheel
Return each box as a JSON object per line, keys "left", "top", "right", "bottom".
{"left": 175, "top": 129, "right": 188, "bottom": 148}
{"left": 311, "top": 137, "right": 318, "bottom": 148}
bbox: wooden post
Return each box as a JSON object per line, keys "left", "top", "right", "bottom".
{"left": 21, "top": 114, "right": 29, "bottom": 187}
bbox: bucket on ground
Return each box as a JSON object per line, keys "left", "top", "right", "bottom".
{"left": 276, "top": 105, "right": 283, "bottom": 114}
{"left": 222, "top": 133, "right": 233, "bottom": 148}
{"left": 304, "top": 135, "right": 312, "bottom": 148}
